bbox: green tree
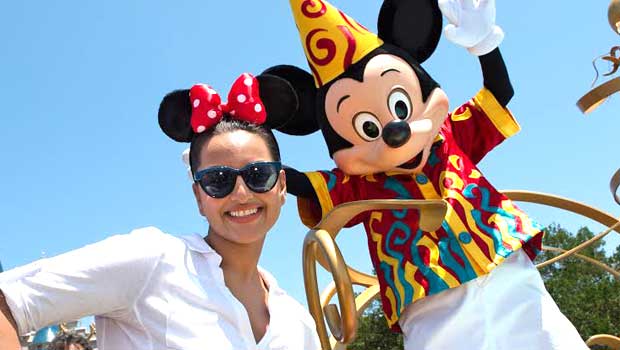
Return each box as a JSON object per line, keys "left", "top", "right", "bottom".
{"left": 350, "top": 224, "right": 620, "bottom": 348}
{"left": 537, "top": 224, "right": 620, "bottom": 340}
{"left": 348, "top": 298, "right": 402, "bottom": 350}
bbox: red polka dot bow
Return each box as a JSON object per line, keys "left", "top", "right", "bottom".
{"left": 189, "top": 73, "right": 266, "bottom": 133}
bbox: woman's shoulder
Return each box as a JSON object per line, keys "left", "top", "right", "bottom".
{"left": 99, "top": 226, "right": 189, "bottom": 262}
{"left": 126, "top": 226, "right": 172, "bottom": 239}
{"left": 123, "top": 226, "right": 187, "bottom": 247}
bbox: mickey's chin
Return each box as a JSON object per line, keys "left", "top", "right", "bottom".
{"left": 389, "top": 125, "right": 435, "bottom": 174}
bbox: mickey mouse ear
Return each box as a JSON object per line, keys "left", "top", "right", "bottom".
{"left": 158, "top": 89, "right": 194, "bottom": 142}
{"left": 378, "top": 0, "right": 442, "bottom": 63}
{"left": 256, "top": 74, "right": 299, "bottom": 130}
{"left": 259, "top": 65, "right": 320, "bottom": 136}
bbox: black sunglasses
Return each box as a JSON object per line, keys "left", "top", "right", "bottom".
{"left": 194, "top": 161, "right": 282, "bottom": 198}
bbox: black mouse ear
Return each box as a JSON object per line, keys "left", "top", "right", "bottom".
{"left": 158, "top": 89, "right": 193, "bottom": 143}
{"left": 260, "top": 65, "right": 320, "bottom": 136}
{"left": 256, "top": 74, "right": 299, "bottom": 130}
{"left": 377, "top": 0, "right": 442, "bottom": 63}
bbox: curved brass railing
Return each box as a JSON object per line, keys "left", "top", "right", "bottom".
{"left": 502, "top": 190, "right": 620, "bottom": 270}
{"left": 612, "top": 168, "right": 620, "bottom": 205}
{"left": 586, "top": 334, "right": 620, "bottom": 349}
{"left": 302, "top": 199, "right": 446, "bottom": 350}
{"left": 304, "top": 229, "right": 356, "bottom": 349}
{"left": 302, "top": 191, "right": 620, "bottom": 350}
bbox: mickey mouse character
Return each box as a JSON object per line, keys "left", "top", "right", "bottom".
{"left": 256, "top": 0, "right": 590, "bottom": 348}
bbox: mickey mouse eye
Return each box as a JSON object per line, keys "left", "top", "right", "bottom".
{"left": 353, "top": 112, "right": 382, "bottom": 141}
{"left": 388, "top": 89, "right": 412, "bottom": 120}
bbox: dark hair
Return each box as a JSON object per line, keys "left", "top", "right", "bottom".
{"left": 188, "top": 117, "right": 281, "bottom": 174}
{"left": 49, "top": 331, "right": 93, "bottom": 350}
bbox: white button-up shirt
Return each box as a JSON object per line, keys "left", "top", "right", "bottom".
{"left": 0, "top": 227, "right": 320, "bottom": 350}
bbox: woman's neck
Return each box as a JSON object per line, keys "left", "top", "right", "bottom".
{"left": 205, "top": 231, "right": 265, "bottom": 282}
{"left": 205, "top": 230, "right": 271, "bottom": 343}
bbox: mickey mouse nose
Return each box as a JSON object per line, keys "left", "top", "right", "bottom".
{"left": 382, "top": 120, "right": 411, "bottom": 148}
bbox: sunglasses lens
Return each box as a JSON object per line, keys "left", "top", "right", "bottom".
{"left": 242, "top": 163, "right": 280, "bottom": 193}
{"left": 200, "top": 168, "right": 236, "bottom": 198}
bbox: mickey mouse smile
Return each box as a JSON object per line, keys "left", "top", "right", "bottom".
{"left": 397, "top": 151, "right": 424, "bottom": 169}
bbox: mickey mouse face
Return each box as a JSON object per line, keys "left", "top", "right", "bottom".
{"left": 325, "top": 55, "right": 422, "bottom": 144}
{"left": 325, "top": 54, "right": 450, "bottom": 175}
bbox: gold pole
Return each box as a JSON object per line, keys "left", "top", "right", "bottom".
{"left": 303, "top": 229, "right": 357, "bottom": 348}
{"left": 610, "top": 0, "right": 620, "bottom": 34}
{"left": 542, "top": 246, "right": 620, "bottom": 279}
{"left": 611, "top": 168, "right": 620, "bottom": 205}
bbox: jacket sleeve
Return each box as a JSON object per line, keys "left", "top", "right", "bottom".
{"left": 442, "top": 87, "right": 521, "bottom": 164}
{"left": 296, "top": 169, "right": 367, "bottom": 228}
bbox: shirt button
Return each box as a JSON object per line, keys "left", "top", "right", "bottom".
{"left": 416, "top": 174, "right": 428, "bottom": 184}
{"left": 458, "top": 232, "right": 472, "bottom": 244}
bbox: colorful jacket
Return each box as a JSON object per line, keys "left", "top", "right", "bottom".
{"left": 298, "top": 88, "right": 544, "bottom": 332}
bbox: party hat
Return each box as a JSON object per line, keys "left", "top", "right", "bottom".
{"left": 289, "top": 0, "right": 384, "bottom": 87}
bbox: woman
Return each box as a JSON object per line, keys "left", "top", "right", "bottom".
{"left": 0, "top": 73, "right": 320, "bottom": 350}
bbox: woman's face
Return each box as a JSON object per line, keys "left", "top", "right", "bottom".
{"left": 192, "top": 130, "right": 286, "bottom": 246}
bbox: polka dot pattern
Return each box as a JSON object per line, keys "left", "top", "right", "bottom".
{"left": 188, "top": 73, "right": 267, "bottom": 134}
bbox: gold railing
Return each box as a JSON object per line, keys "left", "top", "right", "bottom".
{"left": 303, "top": 184, "right": 620, "bottom": 350}
{"left": 577, "top": 0, "right": 620, "bottom": 114}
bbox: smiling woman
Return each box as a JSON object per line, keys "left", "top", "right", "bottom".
{"left": 0, "top": 73, "right": 321, "bottom": 350}
{"left": 191, "top": 126, "right": 285, "bottom": 248}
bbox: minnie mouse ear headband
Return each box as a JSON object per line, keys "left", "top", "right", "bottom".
{"left": 159, "top": 73, "right": 267, "bottom": 142}
{"left": 159, "top": 72, "right": 313, "bottom": 142}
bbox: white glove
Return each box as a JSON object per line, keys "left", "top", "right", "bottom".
{"left": 438, "top": 0, "right": 504, "bottom": 56}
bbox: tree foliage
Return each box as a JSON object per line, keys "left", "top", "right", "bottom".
{"left": 348, "top": 298, "right": 403, "bottom": 350}
{"left": 350, "top": 224, "right": 620, "bottom": 348}
{"left": 536, "top": 224, "right": 620, "bottom": 341}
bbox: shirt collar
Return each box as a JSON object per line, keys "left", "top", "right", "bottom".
{"left": 180, "top": 233, "right": 218, "bottom": 255}
{"left": 258, "top": 266, "right": 285, "bottom": 296}
{"left": 180, "top": 233, "right": 285, "bottom": 296}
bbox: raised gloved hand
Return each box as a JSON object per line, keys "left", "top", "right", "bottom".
{"left": 438, "top": 0, "right": 504, "bottom": 56}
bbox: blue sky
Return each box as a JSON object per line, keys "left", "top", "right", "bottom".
{"left": 1, "top": 0, "right": 619, "bottom": 307}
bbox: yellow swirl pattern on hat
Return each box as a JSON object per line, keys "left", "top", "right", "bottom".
{"left": 289, "top": 0, "right": 384, "bottom": 87}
